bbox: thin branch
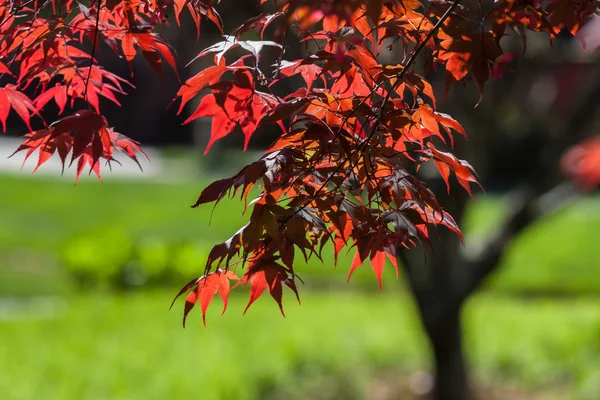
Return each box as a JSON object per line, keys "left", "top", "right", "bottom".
{"left": 83, "top": 0, "right": 102, "bottom": 108}
{"left": 207, "top": 0, "right": 465, "bottom": 274}
{"left": 296, "top": 0, "right": 464, "bottom": 217}
{"left": 457, "top": 181, "right": 580, "bottom": 302}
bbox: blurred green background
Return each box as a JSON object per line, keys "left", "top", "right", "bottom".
{"left": 2, "top": 1, "right": 600, "bottom": 398}
{"left": 0, "top": 149, "right": 598, "bottom": 400}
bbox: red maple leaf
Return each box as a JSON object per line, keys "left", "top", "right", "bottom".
{"left": 426, "top": 142, "right": 482, "bottom": 199}
{"left": 171, "top": 269, "right": 239, "bottom": 327}
{"left": 0, "top": 84, "right": 41, "bottom": 131}
{"left": 235, "top": 258, "right": 301, "bottom": 316}
{"left": 182, "top": 73, "right": 279, "bottom": 152}
{"left": 11, "top": 110, "right": 147, "bottom": 182}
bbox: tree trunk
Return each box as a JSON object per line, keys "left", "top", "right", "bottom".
{"left": 424, "top": 308, "right": 470, "bottom": 400}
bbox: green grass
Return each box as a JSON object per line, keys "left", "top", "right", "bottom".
{"left": 487, "top": 202, "right": 600, "bottom": 294}
{"left": 0, "top": 174, "right": 243, "bottom": 250}
{"left": 1, "top": 171, "right": 598, "bottom": 398}
{"left": 0, "top": 172, "right": 598, "bottom": 294}
{"left": 0, "top": 175, "right": 600, "bottom": 293}
{"left": 0, "top": 291, "right": 598, "bottom": 399}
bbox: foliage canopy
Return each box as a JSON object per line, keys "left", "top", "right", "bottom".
{"left": 0, "top": 0, "right": 596, "bottom": 324}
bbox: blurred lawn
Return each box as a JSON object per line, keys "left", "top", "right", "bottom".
{"left": 0, "top": 291, "right": 598, "bottom": 399}
{"left": 0, "top": 170, "right": 599, "bottom": 399}
{"left": 0, "top": 173, "right": 598, "bottom": 294}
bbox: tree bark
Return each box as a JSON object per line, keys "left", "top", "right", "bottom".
{"left": 425, "top": 308, "right": 470, "bottom": 400}
{"left": 396, "top": 38, "right": 600, "bottom": 400}
{"left": 400, "top": 244, "right": 471, "bottom": 400}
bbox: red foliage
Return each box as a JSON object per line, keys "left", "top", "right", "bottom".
{"left": 171, "top": 268, "right": 238, "bottom": 327}
{"left": 562, "top": 137, "right": 600, "bottom": 191}
{"left": 0, "top": 0, "right": 597, "bottom": 324}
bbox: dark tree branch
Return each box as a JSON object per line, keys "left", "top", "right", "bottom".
{"left": 456, "top": 180, "right": 580, "bottom": 304}
{"left": 450, "top": 59, "right": 600, "bottom": 305}
{"left": 398, "top": 58, "right": 600, "bottom": 327}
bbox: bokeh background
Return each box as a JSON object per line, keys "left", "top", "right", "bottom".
{"left": 0, "top": 4, "right": 599, "bottom": 400}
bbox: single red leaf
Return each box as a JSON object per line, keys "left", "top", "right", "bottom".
{"left": 242, "top": 270, "right": 268, "bottom": 313}
{"left": 347, "top": 250, "right": 363, "bottom": 282}
{"left": 33, "top": 141, "right": 56, "bottom": 173}
{"left": 0, "top": 85, "right": 39, "bottom": 131}
{"left": 0, "top": 61, "right": 12, "bottom": 76}
{"left": 75, "top": 149, "right": 102, "bottom": 183}
{"left": 173, "top": 270, "right": 239, "bottom": 327}
{"left": 170, "top": 277, "right": 200, "bottom": 311}
{"left": 238, "top": 261, "right": 295, "bottom": 316}
{"left": 183, "top": 289, "right": 199, "bottom": 328}
{"left": 434, "top": 160, "right": 452, "bottom": 193}
{"left": 177, "top": 61, "right": 226, "bottom": 114}
{"left": 198, "top": 270, "right": 238, "bottom": 326}
{"left": 385, "top": 252, "right": 399, "bottom": 279}
{"left": 191, "top": 177, "right": 235, "bottom": 208}
{"left": 13, "top": 111, "right": 145, "bottom": 182}
{"left": 0, "top": 89, "right": 10, "bottom": 131}
{"left": 278, "top": 60, "right": 323, "bottom": 89}
{"left": 370, "top": 250, "right": 386, "bottom": 290}
{"left": 191, "top": 35, "right": 281, "bottom": 65}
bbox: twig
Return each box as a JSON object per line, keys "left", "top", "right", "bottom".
{"left": 83, "top": 0, "right": 102, "bottom": 108}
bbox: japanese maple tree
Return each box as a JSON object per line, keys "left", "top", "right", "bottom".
{"left": 1, "top": 0, "right": 598, "bottom": 398}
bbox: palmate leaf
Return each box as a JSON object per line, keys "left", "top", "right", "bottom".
{"left": 10, "top": 110, "right": 147, "bottom": 182}
{"left": 172, "top": 0, "right": 224, "bottom": 35}
{"left": 235, "top": 258, "right": 301, "bottom": 317}
{"left": 181, "top": 72, "right": 279, "bottom": 153}
{"left": 0, "top": 85, "right": 40, "bottom": 131}
{"left": 190, "top": 35, "right": 282, "bottom": 65}
{"left": 121, "top": 31, "right": 178, "bottom": 79}
{"left": 425, "top": 142, "right": 482, "bottom": 199}
{"left": 346, "top": 240, "right": 401, "bottom": 289}
{"left": 232, "top": 11, "right": 284, "bottom": 39}
{"left": 176, "top": 59, "right": 227, "bottom": 114}
{"left": 171, "top": 269, "right": 239, "bottom": 327}
{"left": 31, "top": 65, "right": 131, "bottom": 115}
{"left": 276, "top": 60, "right": 323, "bottom": 90}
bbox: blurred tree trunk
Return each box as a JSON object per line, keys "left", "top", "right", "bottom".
{"left": 399, "top": 182, "right": 472, "bottom": 400}
{"left": 396, "top": 38, "right": 600, "bottom": 400}
{"left": 427, "top": 309, "right": 469, "bottom": 400}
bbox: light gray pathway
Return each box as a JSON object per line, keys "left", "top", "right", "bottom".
{"left": 0, "top": 137, "right": 162, "bottom": 180}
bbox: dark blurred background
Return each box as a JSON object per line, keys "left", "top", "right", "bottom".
{"left": 0, "top": 3, "right": 599, "bottom": 400}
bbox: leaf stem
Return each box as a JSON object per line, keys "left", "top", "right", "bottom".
{"left": 83, "top": 0, "right": 102, "bottom": 109}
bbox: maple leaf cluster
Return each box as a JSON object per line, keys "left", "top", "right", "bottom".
{"left": 0, "top": 0, "right": 204, "bottom": 176}
{"left": 0, "top": 0, "right": 597, "bottom": 324}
